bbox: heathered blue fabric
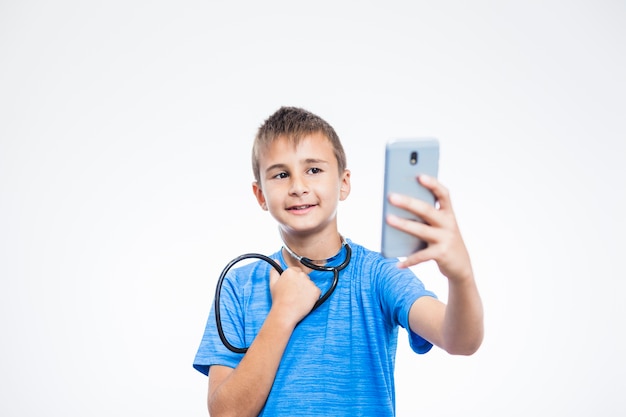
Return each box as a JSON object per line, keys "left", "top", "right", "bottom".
{"left": 193, "top": 240, "right": 436, "bottom": 416}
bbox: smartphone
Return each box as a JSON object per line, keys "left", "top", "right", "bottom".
{"left": 381, "top": 139, "right": 439, "bottom": 258}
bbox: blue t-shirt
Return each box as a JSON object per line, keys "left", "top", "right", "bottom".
{"left": 193, "top": 240, "right": 436, "bottom": 416}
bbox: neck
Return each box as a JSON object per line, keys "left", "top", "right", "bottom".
{"left": 279, "top": 230, "right": 344, "bottom": 265}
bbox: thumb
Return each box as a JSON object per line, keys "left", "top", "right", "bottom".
{"left": 269, "top": 265, "right": 281, "bottom": 289}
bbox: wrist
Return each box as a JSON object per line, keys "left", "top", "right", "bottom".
{"left": 266, "top": 307, "right": 300, "bottom": 332}
{"left": 447, "top": 266, "right": 475, "bottom": 287}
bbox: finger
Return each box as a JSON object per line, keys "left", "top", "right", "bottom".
{"left": 418, "top": 175, "right": 453, "bottom": 212}
{"left": 397, "top": 246, "right": 437, "bottom": 269}
{"left": 386, "top": 214, "right": 439, "bottom": 243}
{"left": 387, "top": 193, "right": 442, "bottom": 228}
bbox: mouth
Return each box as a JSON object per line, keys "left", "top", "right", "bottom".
{"left": 287, "top": 204, "right": 316, "bottom": 211}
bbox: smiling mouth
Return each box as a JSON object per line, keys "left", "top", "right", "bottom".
{"left": 288, "top": 204, "right": 315, "bottom": 211}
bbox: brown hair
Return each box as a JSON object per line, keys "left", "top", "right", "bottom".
{"left": 252, "top": 106, "right": 347, "bottom": 183}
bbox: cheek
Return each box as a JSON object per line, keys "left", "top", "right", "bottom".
{"left": 324, "top": 184, "right": 344, "bottom": 203}
{"left": 261, "top": 187, "right": 282, "bottom": 208}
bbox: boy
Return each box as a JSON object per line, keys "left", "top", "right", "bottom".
{"left": 193, "top": 106, "right": 483, "bottom": 416}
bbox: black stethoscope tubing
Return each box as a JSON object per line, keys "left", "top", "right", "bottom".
{"left": 214, "top": 243, "right": 352, "bottom": 354}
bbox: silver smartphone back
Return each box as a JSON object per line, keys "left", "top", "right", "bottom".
{"left": 381, "top": 139, "right": 439, "bottom": 258}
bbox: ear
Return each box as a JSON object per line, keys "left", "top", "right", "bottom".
{"left": 339, "top": 169, "right": 351, "bottom": 201}
{"left": 252, "top": 181, "right": 268, "bottom": 210}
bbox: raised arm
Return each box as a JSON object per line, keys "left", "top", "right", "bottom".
{"left": 385, "top": 175, "right": 484, "bottom": 355}
{"left": 208, "top": 267, "right": 321, "bottom": 417}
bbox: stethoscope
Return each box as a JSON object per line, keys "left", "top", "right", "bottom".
{"left": 214, "top": 237, "right": 352, "bottom": 354}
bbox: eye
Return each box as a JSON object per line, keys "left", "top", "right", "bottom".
{"left": 308, "top": 167, "right": 322, "bottom": 175}
{"left": 272, "top": 172, "right": 289, "bottom": 179}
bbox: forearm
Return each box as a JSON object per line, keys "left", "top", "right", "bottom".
{"left": 442, "top": 272, "right": 484, "bottom": 355}
{"left": 208, "top": 310, "right": 295, "bottom": 417}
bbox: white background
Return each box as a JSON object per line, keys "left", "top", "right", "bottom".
{"left": 1, "top": 1, "right": 625, "bottom": 415}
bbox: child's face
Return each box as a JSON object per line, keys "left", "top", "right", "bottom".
{"left": 252, "top": 132, "right": 351, "bottom": 239}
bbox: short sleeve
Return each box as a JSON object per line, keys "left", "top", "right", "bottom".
{"left": 193, "top": 272, "right": 246, "bottom": 375}
{"left": 376, "top": 257, "right": 437, "bottom": 354}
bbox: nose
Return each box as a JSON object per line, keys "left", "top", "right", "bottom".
{"left": 288, "top": 173, "right": 309, "bottom": 196}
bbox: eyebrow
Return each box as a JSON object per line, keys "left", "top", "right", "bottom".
{"left": 264, "top": 163, "right": 288, "bottom": 174}
{"left": 264, "top": 158, "right": 329, "bottom": 174}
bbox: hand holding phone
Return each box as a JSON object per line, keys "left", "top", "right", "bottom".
{"left": 381, "top": 139, "right": 439, "bottom": 258}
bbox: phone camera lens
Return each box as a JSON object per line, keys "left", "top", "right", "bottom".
{"left": 410, "top": 151, "right": 418, "bottom": 165}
